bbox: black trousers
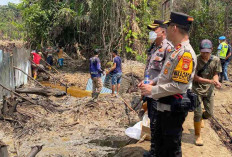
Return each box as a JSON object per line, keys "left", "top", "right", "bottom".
{"left": 146, "top": 97, "right": 158, "bottom": 120}
{"left": 220, "top": 58, "right": 225, "bottom": 82}
{"left": 146, "top": 98, "right": 158, "bottom": 156}
{"left": 154, "top": 110, "right": 188, "bottom": 157}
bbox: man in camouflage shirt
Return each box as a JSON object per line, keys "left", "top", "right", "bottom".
{"left": 193, "top": 39, "right": 221, "bottom": 146}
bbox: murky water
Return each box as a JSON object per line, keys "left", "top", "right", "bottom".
{"left": 41, "top": 82, "right": 91, "bottom": 98}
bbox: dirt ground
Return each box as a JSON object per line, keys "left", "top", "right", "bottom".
{"left": 0, "top": 58, "right": 232, "bottom": 157}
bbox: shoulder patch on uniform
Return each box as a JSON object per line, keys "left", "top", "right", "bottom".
{"left": 172, "top": 52, "right": 193, "bottom": 84}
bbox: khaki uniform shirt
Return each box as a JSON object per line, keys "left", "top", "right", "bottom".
{"left": 192, "top": 55, "right": 222, "bottom": 97}
{"left": 151, "top": 40, "right": 197, "bottom": 112}
{"left": 146, "top": 39, "right": 173, "bottom": 80}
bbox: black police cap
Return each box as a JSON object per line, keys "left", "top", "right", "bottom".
{"left": 165, "top": 12, "right": 194, "bottom": 31}
{"left": 147, "top": 20, "right": 167, "bottom": 30}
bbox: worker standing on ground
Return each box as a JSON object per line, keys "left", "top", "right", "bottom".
{"left": 31, "top": 51, "right": 43, "bottom": 79}
{"left": 57, "top": 45, "right": 64, "bottom": 68}
{"left": 139, "top": 12, "right": 196, "bottom": 157}
{"left": 192, "top": 39, "right": 222, "bottom": 146}
{"left": 139, "top": 20, "right": 173, "bottom": 157}
{"left": 217, "top": 36, "right": 230, "bottom": 82}
{"left": 90, "top": 49, "right": 103, "bottom": 99}
{"left": 106, "top": 50, "right": 122, "bottom": 96}
{"left": 223, "top": 39, "right": 232, "bottom": 81}
{"left": 45, "top": 46, "right": 54, "bottom": 70}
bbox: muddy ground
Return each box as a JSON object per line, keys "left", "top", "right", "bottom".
{"left": 0, "top": 58, "right": 231, "bottom": 157}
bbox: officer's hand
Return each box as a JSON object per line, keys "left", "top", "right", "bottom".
{"left": 139, "top": 84, "right": 152, "bottom": 96}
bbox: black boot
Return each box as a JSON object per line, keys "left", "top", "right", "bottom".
{"left": 143, "top": 150, "right": 151, "bottom": 157}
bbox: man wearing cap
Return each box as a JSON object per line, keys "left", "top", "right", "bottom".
{"left": 193, "top": 39, "right": 221, "bottom": 146}
{"left": 223, "top": 39, "right": 232, "bottom": 81}
{"left": 90, "top": 49, "right": 103, "bottom": 99}
{"left": 217, "top": 36, "right": 230, "bottom": 82}
{"left": 140, "top": 20, "right": 173, "bottom": 157}
{"left": 139, "top": 12, "right": 197, "bottom": 156}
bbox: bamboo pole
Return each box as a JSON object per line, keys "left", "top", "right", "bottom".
{"left": 0, "top": 83, "right": 37, "bottom": 105}
{"left": 13, "top": 66, "right": 44, "bottom": 87}
{"left": 41, "top": 58, "right": 60, "bottom": 74}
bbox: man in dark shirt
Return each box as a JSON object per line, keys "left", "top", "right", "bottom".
{"left": 106, "top": 50, "right": 122, "bottom": 96}
{"left": 90, "top": 49, "right": 103, "bottom": 99}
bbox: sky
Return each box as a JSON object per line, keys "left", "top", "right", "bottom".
{"left": 0, "top": 0, "right": 21, "bottom": 6}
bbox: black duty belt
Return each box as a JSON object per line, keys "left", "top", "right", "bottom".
{"left": 158, "top": 90, "right": 200, "bottom": 112}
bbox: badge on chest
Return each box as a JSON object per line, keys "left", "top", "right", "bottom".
{"left": 172, "top": 52, "right": 193, "bottom": 84}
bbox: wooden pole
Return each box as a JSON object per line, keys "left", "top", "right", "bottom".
{"left": 13, "top": 66, "right": 44, "bottom": 87}
{"left": 29, "top": 59, "right": 67, "bottom": 88}
{"left": 116, "top": 94, "right": 136, "bottom": 113}
{"left": 41, "top": 58, "right": 60, "bottom": 74}
{"left": 0, "top": 140, "right": 9, "bottom": 157}
{"left": 26, "top": 145, "right": 44, "bottom": 157}
{"left": 0, "top": 83, "right": 37, "bottom": 105}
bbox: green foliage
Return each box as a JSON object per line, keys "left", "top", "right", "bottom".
{"left": 189, "top": 4, "right": 225, "bottom": 54}
{"left": 1, "top": 0, "right": 231, "bottom": 62}
{"left": 136, "top": 52, "right": 147, "bottom": 64}
{"left": 0, "top": 3, "right": 23, "bottom": 40}
{"left": 174, "top": 0, "right": 232, "bottom": 55}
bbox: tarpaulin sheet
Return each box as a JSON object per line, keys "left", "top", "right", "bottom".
{"left": 86, "top": 75, "right": 113, "bottom": 93}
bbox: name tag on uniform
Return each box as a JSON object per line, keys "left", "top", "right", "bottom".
{"left": 172, "top": 52, "right": 193, "bottom": 84}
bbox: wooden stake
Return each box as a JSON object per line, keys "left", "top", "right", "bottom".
{"left": 13, "top": 66, "right": 44, "bottom": 87}
{"left": 0, "top": 83, "right": 37, "bottom": 105}
{"left": 116, "top": 94, "right": 137, "bottom": 113}
{"left": 0, "top": 140, "right": 9, "bottom": 157}
{"left": 26, "top": 145, "right": 44, "bottom": 157}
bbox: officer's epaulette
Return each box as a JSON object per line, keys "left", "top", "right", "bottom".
{"left": 166, "top": 41, "right": 174, "bottom": 53}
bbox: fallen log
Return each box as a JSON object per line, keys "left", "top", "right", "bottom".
{"left": 0, "top": 83, "right": 37, "bottom": 105}
{"left": 0, "top": 141, "right": 9, "bottom": 157}
{"left": 26, "top": 145, "right": 44, "bottom": 157}
{"left": 16, "top": 87, "right": 66, "bottom": 97}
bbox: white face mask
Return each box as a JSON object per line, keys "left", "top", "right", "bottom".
{"left": 149, "top": 31, "right": 157, "bottom": 43}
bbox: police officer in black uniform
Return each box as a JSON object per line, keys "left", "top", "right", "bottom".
{"left": 140, "top": 12, "right": 197, "bottom": 157}
{"left": 141, "top": 20, "right": 173, "bottom": 157}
